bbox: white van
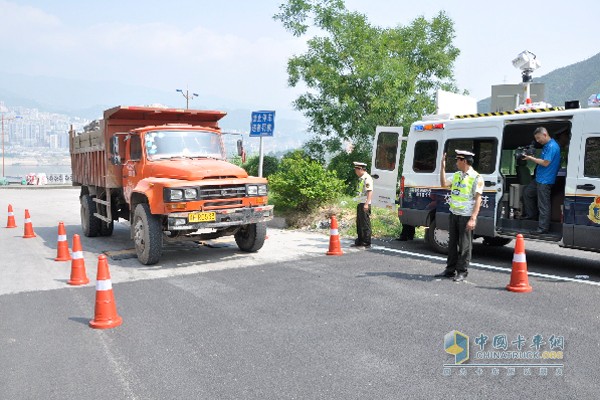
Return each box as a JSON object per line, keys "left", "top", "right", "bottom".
{"left": 371, "top": 105, "right": 600, "bottom": 254}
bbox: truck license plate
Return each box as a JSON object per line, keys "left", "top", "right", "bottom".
{"left": 188, "top": 212, "right": 216, "bottom": 223}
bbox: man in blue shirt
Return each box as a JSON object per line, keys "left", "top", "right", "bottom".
{"left": 522, "top": 127, "right": 561, "bottom": 234}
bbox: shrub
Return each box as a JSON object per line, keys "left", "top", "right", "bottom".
{"left": 269, "top": 151, "right": 345, "bottom": 211}
{"left": 242, "top": 155, "right": 280, "bottom": 177}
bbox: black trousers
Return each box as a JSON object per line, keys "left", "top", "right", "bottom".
{"left": 356, "top": 203, "right": 371, "bottom": 245}
{"left": 446, "top": 213, "right": 473, "bottom": 273}
{"left": 523, "top": 180, "right": 553, "bottom": 231}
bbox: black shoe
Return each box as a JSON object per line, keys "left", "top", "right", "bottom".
{"left": 395, "top": 236, "right": 414, "bottom": 241}
{"left": 434, "top": 270, "right": 456, "bottom": 278}
{"left": 351, "top": 243, "right": 365, "bottom": 248}
{"left": 453, "top": 272, "right": 468, "bottom": 282}
{"left": 534, "top": 228, "right": 549, "bottom": 234}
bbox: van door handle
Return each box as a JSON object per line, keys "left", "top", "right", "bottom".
{"left": 372, "top": 174, "right": 380, "bottom": 179}
{"left": 484, "top": 180, "right": 495, "bottom": 187}
{"left": 577, "top": 184, "right": 595, "bottom": 191}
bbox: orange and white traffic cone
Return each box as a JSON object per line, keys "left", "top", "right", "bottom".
{"left": 506, "top": 234, "right": 532, "bottom": 293}
{"left": 89, "top": 254, "right": 122, "bottom": 329}
{"left": 326, "top": 215, "right": 344, "bottom": 256}
{"left": 55, "top": 222, "right": 72, "bottom": 261}
{"left": 6, "top": 204, "right": 17, "bottom": 228}
{"left": 68, "top": 234, "right": 89, "bottom": 285}
{"left": 22, "top": 209, "right": 36, "bottom": 238}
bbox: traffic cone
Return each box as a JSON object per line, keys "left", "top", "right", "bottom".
{"left": 506, "top": 234, "right": 532, "bottom": 293}
{"left": 68, "top": 234, "right": 89, "bottom": 285}
{"left": 22, "top": 209, "right": 36, "bottom": 238}
{"left": 55, "top": 222, "right": 72, "bottom": 261}
{"left": 5, "top": 204, "right": 17, "bottom": 228}
{"left": 89, "top": 254, "right": 122, "bottom": 329}
{"left": 326, "top": 215, "right": 344, "bottom": 256}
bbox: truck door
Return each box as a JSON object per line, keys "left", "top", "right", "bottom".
{"left": 370, "top": 126, "right": 404, "bottom": 208}
{"left": 123, "top": 134, "right": 145, "bottom": 203}
{"left": 569, "top": 133, "right": 600, "bottom": 250}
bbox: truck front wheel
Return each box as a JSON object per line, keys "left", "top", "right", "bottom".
{"left": 235, "top": 223, "right": 266, "bottom": 252}
{"left": 425, "top": 218, "right": 449, "bottom": 255}
{"left": 81, "top": 194, "right": 101, "bottom": 237}
{"left": 133, "top": 203, "right": 163, "bottom": 265}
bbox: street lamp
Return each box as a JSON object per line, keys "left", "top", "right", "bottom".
{"left": 176, "top": 88, "right": 199, "bottom": 109}
{"left": 1, "top": 112, "right": 22, "bottom": 178}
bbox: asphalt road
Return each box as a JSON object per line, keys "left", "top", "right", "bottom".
{"left": 1, "top": 187, "right": 599, "bottom": 399}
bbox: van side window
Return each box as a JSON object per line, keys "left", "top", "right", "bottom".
{"left": 584, "top": 137, "right": 600, "bottom": 178}
{"left": 445, "top": 139, "right": 497, "bottom": 174}
{"left": 374, "top": 131, "right": 399, "bottom": 171}
{"left": 412, "top": 141, "right": 438, "bottom": 172}
{"left": 130, "top": 135, "right": 142, "bottom": 161}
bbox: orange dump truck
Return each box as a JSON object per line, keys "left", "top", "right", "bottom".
{"left": 70, "top": 105, "right": 273, "bottom": 265}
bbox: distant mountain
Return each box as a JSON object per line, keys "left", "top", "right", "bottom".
{"left": 478, "top": 51, "right": 600, "bottom": 112}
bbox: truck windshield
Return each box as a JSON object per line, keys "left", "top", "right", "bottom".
{"left": 145, "top": 130, "right": 225, "bottom": 161}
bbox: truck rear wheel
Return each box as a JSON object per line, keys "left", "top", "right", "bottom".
{"left": 81, "top": 194, "right": 101, "bottom": 237}
{"left": 100, "top": 221, "right": 114, "bottom": 236}
{"left": 133, "top": 203, "right": 163, "bottom": 265}
{"left": 425, "top": 218, "right": 449, "bottom": 255}
{"left": 235, "top": 222, "right": 266, "bottom": 252}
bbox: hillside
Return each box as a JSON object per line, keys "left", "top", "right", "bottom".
{"left": 478, "top": 51, "right": 600, "bottom": 112}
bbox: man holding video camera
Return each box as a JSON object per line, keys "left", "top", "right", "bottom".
{"left": 521, "top": 126, "right": 561, "bottom": 234}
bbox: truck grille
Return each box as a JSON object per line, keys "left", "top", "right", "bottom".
{"left": 198, "top": 185, "right": 246, "bottom": 200}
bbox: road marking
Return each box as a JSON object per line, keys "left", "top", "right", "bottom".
{"left": 372, "top": 245, "right": 600, "bottom": 287}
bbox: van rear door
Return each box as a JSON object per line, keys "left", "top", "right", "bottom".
{"left": 569, "top": 132, "right": 600, "bottom": 250}
{"left": 370, "top": 126, "right": 404, "bottom": 209}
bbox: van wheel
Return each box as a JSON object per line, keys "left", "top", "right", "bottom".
{"left": 81, "top": 194, "right": 100, "bottom": 237}
{"left": 482, "top": 237, "right": 512, "bottom": 246}
{"left": 133, "top": 203, "right": 163, "bottom": 265}
{"left": 425, "top": 218, "right": 449, "bottom": 254}
{"left": 235, "top": 223, "right": 266, "bottom": 252}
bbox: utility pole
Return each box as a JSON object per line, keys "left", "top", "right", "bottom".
{"left": 176, "top": 88, "right": 199, "bottom": 109}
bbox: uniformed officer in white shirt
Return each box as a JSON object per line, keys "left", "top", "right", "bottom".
{"left": 353, "top": 161, "right": 373, "bottom": 248}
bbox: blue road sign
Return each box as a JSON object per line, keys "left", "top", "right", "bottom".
{"left": 250, "top": 110, "right": 275, "bottom": 137}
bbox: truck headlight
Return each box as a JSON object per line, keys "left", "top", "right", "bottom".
{"left": 246, "top": 185, "right": 258, "bottom": 196}
{"left": 257, "top": 185, "right": 267, "bottom": 196}
{"left": 169, "top": 189, "right": 183, "bottom": 201}
{"left": 184, "top": 188, "right": 197, "bottom": 200}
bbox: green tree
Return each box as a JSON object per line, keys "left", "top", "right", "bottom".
{"left": 242, "top": 155, "right": 280, "bottom": 177}
{"left": 274, "top": 0, "right": 460, "bottom": 156}
{"left": 269, "top": 150, "right": 345, "bottom": 211}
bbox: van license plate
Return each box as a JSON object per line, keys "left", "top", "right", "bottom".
{"left": 188, "top": 212, "right": 216, "bottom": 223}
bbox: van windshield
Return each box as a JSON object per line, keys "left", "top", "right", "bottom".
{"left": 145, "top": 130, "right": 224, "bottom": 161}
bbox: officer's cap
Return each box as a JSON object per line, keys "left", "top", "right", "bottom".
{"left": 353, "top": 161, "right": 367, "bottom": 169}
{"left": 455, "top": 149, "right": 475, "bottom": 159}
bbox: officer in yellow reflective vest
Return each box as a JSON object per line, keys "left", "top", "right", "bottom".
{"left": 434, "top": 150, "right": 484, "bottom": 282}
{"left": 352, "top": 161, "right": 373, "bottom": 248}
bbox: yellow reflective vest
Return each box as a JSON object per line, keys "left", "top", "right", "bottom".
{"left": 450, "top": 169, "right": 480, "bottom": 216}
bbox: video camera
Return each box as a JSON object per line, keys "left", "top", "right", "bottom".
{"left": 515, "top": 142, "right": 536, "bottom": 160}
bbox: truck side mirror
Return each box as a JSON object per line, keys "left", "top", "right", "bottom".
{"left": 109, "top": 136, "right": 121, "bottom": 165}
{"left": 236, "top": 139, "right": 244, "bottom": 156}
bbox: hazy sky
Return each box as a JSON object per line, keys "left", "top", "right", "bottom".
{"left": 1, "top": 0, "right": 599, "bottom": 116}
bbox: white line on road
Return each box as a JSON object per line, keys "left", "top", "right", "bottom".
{"left": 372, "top": 245, "right": 600, "bottom": 287}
